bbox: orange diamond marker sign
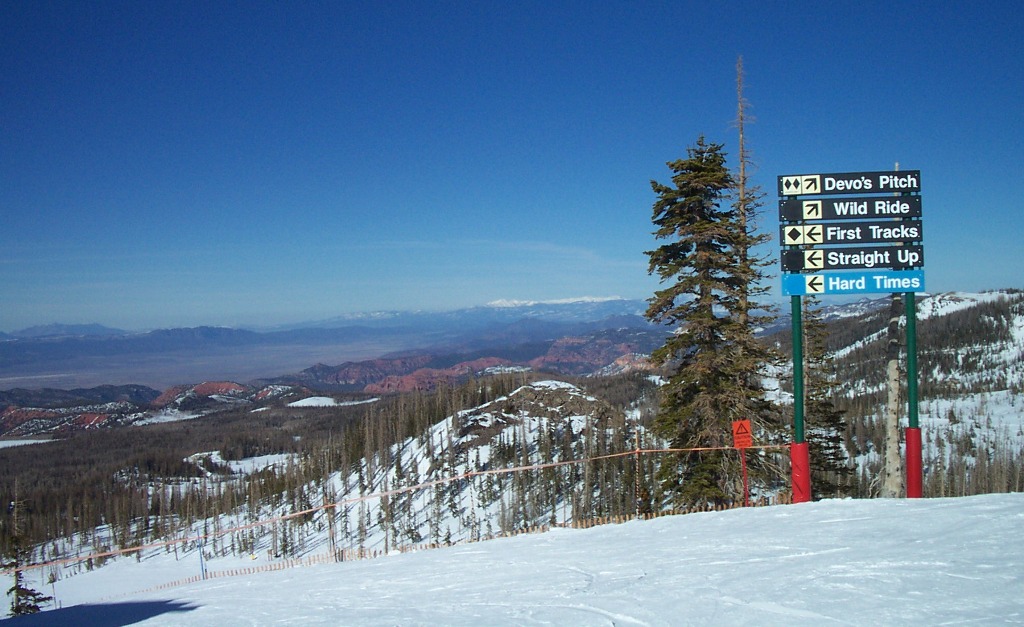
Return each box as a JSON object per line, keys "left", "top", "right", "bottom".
{"left": 732, "top": 419, "right": 753, "bottom": 449}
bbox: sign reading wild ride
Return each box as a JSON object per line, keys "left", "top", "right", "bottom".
{"left": 778, "top": 169, "right": 924, "bottom": 501}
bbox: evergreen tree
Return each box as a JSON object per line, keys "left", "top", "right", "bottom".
{"left": 645, "top": 136, "right": 782, "bottom": 507}
{"left": 6, "top": 548, "right": 51, "bottom": 616}
{"left": 802, "top": 295, "right": 853, "bottom": 497}
{"left": 5, "top": 494, "right": 51, "bottom": 616}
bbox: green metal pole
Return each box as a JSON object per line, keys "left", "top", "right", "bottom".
{"left": 791, "top": 295, "right": 811, "bottom": 502}
{"left": 791, "top": 295, "right": 804, "bottom": 443}
{"left": 905, "top": 293, "right": 919, "bottom": 429}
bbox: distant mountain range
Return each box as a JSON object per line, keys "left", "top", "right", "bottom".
{"left": 0, "top": 298, "right": 654, "bottom": 391}
{"left": 263, "top": 297, "right": 650, "bottom": 331}
{"left": 2, "top": 290, "right": 1020, "bottom": 448}
{"left": 1, "top": 323, "right": 128, "bottom": 340}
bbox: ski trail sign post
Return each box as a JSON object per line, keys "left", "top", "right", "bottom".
{"left": 779, "top": 169, "right": 924, "bottom": 501}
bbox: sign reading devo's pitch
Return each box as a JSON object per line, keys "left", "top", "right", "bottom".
{"left": 778, "top": 171, "right": 921, "bottom": 196}
{"left": 778, "top": 169, "right": 924, "bottom": 297}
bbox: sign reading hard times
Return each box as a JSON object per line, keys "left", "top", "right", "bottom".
{"left": 782, "top": 270, "right": 925, "bottom": 296}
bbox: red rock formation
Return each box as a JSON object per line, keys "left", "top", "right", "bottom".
{"left": 529, "top": 337, "right": 641, "bottom": 374}
{"left": 74, "top": 413, "right": 111, "bottom": 428}
{"left": 192, "top": 381, "right": 248, "bottom": 396}
{"left": 153, "top": 385, "right": 192, "bottom": 407}
{"left": 311, "top": 355, "right": 434, "bottom": 386}
{"left": 1, "top": 407, "right": 61, "bottom": 431}
{"left": 364, "top": 357, "right": 512, "bottom": 393}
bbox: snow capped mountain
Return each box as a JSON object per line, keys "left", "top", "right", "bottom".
{"left": 810, "top": 289, "right": 1024, "bottom": 495}
{"left": 276, "top": 297, "right": 648, "bottom": 331}
{"left": 485, "top": 295, "right": 627, "bottom": 308}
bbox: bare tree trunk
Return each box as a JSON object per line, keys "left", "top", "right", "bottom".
{"left": 882, "top": 293, "right": 904, "bottom": 497}
{"left": 735, "top": 55, "right": 750, "bottom": 327}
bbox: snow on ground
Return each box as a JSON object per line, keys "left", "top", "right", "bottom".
{"left": 132, "top": 409, "right": 202, "bottom": 426}
{"left": 10, "top": 493, "right": 1023, "bottom": 626}
{"left": 286, "top": 396, "right": 379, "bottom": 408}
{"left": 183, "top": 451, "right": 296, "bottom": 477}
{"left": 915, "top": 290, "right": 1014, "bottom": 320}
{"left": 0, "top": 439, "right": 50, "bottom": 448}
{"left": 222, "top": 453, "right": 296, "bottom": 475}
{"left": 287, "top": 396, "right": 337, "bottom": 407}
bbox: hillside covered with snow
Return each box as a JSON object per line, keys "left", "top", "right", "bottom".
{"left": 10, "top": 493, "right": 1024, "bottom": 625}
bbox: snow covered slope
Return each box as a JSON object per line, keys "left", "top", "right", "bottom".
{"left": 16, "top": 493, "right": 1024, "bottom": 625}
{"left": 229, "top": 380, "right": 640, "bottom": 555}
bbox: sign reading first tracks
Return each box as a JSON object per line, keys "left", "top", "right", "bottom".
{"left": 780, "top": 220, "right": 922, "bottom": 246}
{"left": 778, "top": 170, "right": 921, "bottom": 197}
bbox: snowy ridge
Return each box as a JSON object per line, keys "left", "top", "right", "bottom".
{"left": 318, "top": 380, "right": 632, "bottom": 550}
{"left": 915, "top": 290, "right": 1016, "bottom": 320}
{"left": 485, "top": 296, "right": 624, "bottom": 308}
{"left": 916, "top": 290, "right": 1024, "bottom": 394}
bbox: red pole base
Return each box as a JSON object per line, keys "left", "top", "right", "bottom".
{"left": 791, "top": 442, "right": 811, "bottom": 503}
{"left": 906, "top": 427, "right": 922, "bottom": 498}
{"left": 741, "top": 452, "right": 749, "bottom": 507}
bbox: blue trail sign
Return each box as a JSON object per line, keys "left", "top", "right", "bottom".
{"left": 781, "top": 270, "right": 925, "bottom": 296}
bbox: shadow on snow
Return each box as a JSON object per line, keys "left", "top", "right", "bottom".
{"left": 4, "top": 599, "right": 197, "bottom": 626}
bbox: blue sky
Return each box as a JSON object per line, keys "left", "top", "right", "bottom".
{"left": 2, "top": 1, "right": 1021, "bottom": 331}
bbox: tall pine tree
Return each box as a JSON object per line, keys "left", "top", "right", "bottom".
{"left": 645, "top": 136, "right": 783, "bottom": 507}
